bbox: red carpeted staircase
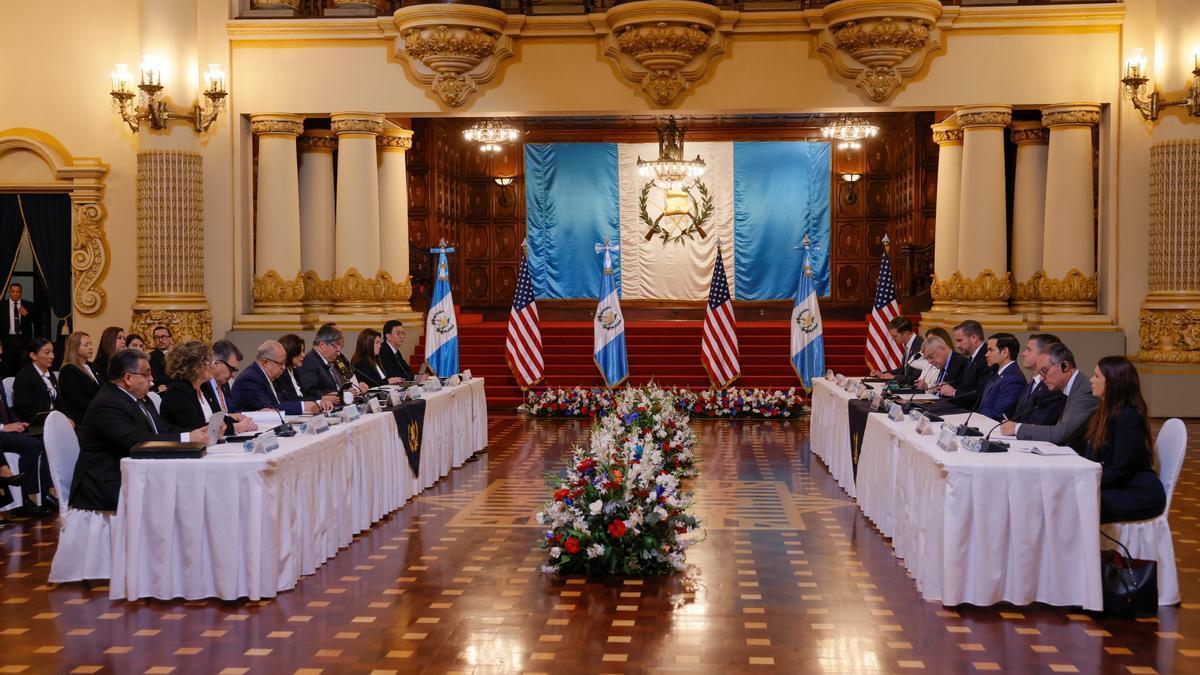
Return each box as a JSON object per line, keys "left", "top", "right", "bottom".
{"left": 414, "top": 318, "right": 871, "bottom": 409}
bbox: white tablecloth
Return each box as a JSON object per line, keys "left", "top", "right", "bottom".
{"left": 809, "top": 378, "right": 857, "bottom": 498}
{"left": 110, "top": 378, "right": 488, "bottom": 601}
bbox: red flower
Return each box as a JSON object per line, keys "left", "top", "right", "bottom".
{"left": 554, "top": 488, "right": 569, "bottom": 501}
{"left": 608, "top": 520, "right": 627, "bottom": 538}
{"left": 564, "top": 537, "right": 581, "bottom": 554}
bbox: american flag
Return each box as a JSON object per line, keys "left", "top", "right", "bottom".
{"left": 505, "top": 252, "right": 544, "bottom": 389}
{"left": 866, "top": 250, "right": 905, "bottom": 372}
{"left": 701, "top": 245, "right": 740, "bottom": 388}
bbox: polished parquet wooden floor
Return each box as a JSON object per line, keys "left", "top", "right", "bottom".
{"left": 1, "top": 415, "right": 1199, "bottom": 674}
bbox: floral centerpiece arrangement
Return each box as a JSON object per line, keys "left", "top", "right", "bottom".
{"left": 523, "top": 386, "right": 807, "bottom": 420}
{"left": 536, "top": 386, "right": 701, "bottom": 576}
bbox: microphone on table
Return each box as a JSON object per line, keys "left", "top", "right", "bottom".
{"left": 271, "top": 406, "right": 297, "bottom": 437}
{"left": 979, "top": 419, "right": 1010, "bottom": 453}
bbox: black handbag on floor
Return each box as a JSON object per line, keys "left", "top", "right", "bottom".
{"left": 1100, "top": 530, "right": 1157, "bottom": 618}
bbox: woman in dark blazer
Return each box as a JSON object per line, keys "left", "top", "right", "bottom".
{"left": 1086, "top": 356, "right": 1167, "bottom": 523}
{"left": 159, "top": 340, "right": 257, "bottom": 436}
{"left": 350, "top": 329, "right": 389, "bottom": 388}
{"left": 92, "top": 326, "right": 126, "bottom": 380}
{"left": 56, "top": 331, "right": 102, "bottom": 427}
{"left": 12, "top": 338, "right": 58, "bottom": 423}
{"left": 274, "top": 334, "right": 308, "bottom": 403}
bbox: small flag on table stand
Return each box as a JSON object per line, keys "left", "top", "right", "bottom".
{"left": 866, "top": 235, "right": 904, "bottom": 374}
{"left": 425, "top": 240, "right": 459, "bottom": 377}
{"left": 701, "top": 240, "right": 740, "bottom": 389}
{"left": 593, "top": 239, "right": 628, "bottom": 388}
{"left": 791, "top": 236, "right": 825, "bottom": 389}
{"left": 506, "top": 244, "right": 544, "bottom": 389}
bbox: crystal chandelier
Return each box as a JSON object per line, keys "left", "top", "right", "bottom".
{"left": 821, "top": 117, "right": 879, "bottom": 150}
{"left": 463, "top": 119, "right": 520, "bottom": 153}
{"left": 637, "top": 116, "right": 706, "bottom": 191}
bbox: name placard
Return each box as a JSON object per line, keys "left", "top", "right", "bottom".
{"left": 303, "top": 415, "right": 330, "bottom": 435}
{"left": 916, "top": 415, "right": 933, "bottom": 435}
{"left": 407, "top": 385, "right": 423, "bottom": 400}
{"left": 887, "top": 402, "right": 905, "bottom": 421}
{"left": 835, "top": 374, "right": 847, "bottom": 387}
{"left": 446, "top": 374, "right": 462, "bottom": 386}
{"left": 462, "top": 369, "right": 473, "bottom": 382}
{"left": 424, "top": 378, "right": 443, "bottom": 393}
{"left": 247, "top": 430, "right": 279, "bottom": 454}
{"left": 366, "top": 398, "right": 382, "bottom": 414}
{"left": 341, "top": 405, "right": 361, "bottom": 423}
{"left": 389, "top": 389, "right": 403, "bottom": 406}
{"left": 874, "top": 392, "right": 890, "bottom": 411}
{"left": 937, "top": 425, "right": 958, "bottom": 451}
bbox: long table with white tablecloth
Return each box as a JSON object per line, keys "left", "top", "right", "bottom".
{"left": 110, "top": 378, "right": 487, "bottom": 601}
{"left": 811, "top": 377, "right": 1103, "bottom": 610}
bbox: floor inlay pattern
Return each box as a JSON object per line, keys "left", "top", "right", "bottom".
{"left": 0, "top": 415, "right": 1197, "bottom": 673}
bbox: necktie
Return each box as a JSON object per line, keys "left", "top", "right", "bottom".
{"left": 139, "top": 400, "right": 159, "bottom": 432}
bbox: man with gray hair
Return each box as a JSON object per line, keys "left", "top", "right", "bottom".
{"left": 229, "top": 340, "right": 331, "bottom": 415}
{"left": 1000, "top": 342, "right": 1097, "bottom": 454}
{"left": 915, "top": 335, "right": 966, "bottom": 392}
{"left": 297, "top": 325, "right": 367, "bottom": 399}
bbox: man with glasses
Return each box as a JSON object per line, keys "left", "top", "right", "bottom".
{"left": 999, "top": 342, "right": 1098, "bottom": 454}
{"left": 70, "top": 349, "right": 210, "bottom": 512}
{"left": 204, "top": 339, "right": 242, "bottom": 415}
{"left": 1010, "top": 333, "right": 1067, "bottom": 425}
{"left": 148, "top": 325, "right": 173, "bottom": 393}
{"left": 229, "top": 340, "right": 332, "bottom": 415}
{"left": 297, "top": 325, "right": 368, "bottom": 399}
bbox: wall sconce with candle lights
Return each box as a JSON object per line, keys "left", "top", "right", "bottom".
{"left": 110, "top": 57, "right": 227, "bottom": 133}
{"left": 1121, "top": 48, "right": 1200, "bottom": 122}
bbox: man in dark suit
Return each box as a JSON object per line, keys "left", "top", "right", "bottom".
{"left": 148, "top": 325, "right": 173, "bottom": 393}
{"left": 3, "top": 283, "right": 34, "bottom": 377}
{"left": 296, "top": 326, "right": 369, "bottom": 399}
{"left": 870, "top": 316, "right": 924, "bottom": 384}
{"left": 916, "top": 335, "right": 966, "bottom": 391}
{"left": 380, "top": 320, "right": 416, "bottom": 381}
{"left": 1000, "top": 342, "right": 1099, "bottom": 455}
{"left": 204, "top": 339, "right": 242, "bottom": 414}
{"left": 229, "top": 340, "right": 332, "bottom": 416}
{"left": 977, "top": 332, "right": 1027, "bottom": 420}
{"left": 69, "top": 349, "right": 209, "bottom": 512}
{"left": 935, "top": 320, "right": 989, "bottom": 409}
{"left": 1011, "top": 332, "right": 1068, "bottom": 426}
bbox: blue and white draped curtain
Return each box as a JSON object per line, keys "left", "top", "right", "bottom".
{"left": 525, "top": 141, "right": 831, "bottom": 301}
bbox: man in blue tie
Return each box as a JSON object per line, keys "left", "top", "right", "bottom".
{"left": 977, "top": 332, "right": 1027, "bottom": 420}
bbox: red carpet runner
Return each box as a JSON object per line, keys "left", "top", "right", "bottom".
{"left": 415, "top": 319, "right": 870, "bottom": 409}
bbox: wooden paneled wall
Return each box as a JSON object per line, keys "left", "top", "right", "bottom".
{"left": 405, "top": 114, "right": 938, "bottom": 314}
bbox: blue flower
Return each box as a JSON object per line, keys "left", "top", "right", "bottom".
{"left": 623, "top": 412, "right": 640, "bottom": 425}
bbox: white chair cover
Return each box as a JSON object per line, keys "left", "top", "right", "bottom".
{"left": 1101, "top": 418, "right": 1187, "bottom": 606}
{"left": 147, "top": 390, "right": 162, "bottom": 412}
{"left": 2, "top": 451, "right": 22, "bottom": 513}
{"left": 2, "top": 376, "right": 12, "bottom": 407}
{"left": 44, "top": 411, "right": 114, "bottom": 583}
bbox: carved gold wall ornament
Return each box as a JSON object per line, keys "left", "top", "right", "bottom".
{"left": 816, "top": 0, "right": 943, "bottom": 103}
{"left": 601, "top": 1, "right": 729, "bottom": 107}
{"left": 1014, "top": 271, "right": 1045, "bottom": 302}
{"left": 251, "top": 0, "right": 300, "bottom": 9}
{"left": 931, "top": 126, "right": 963, "bottom": 146}
{"left": 1041, "top": 109, "right": 1102, "bottom": 128}
{"left": 253, "top": 269, "right": 306, "bottom": 306}
{"left": 379, "top": 271, "right": 413, "bottom": 308}
{"left": 392, "top": 5, "right": 514, "bottom": 108}
{"left": 0, "top": 132, "right": 111, "bottom": 318}
{"left": 955, "top": 110, "right": 1013, "bottom": 129}
{"left": 929, "top": 269, "right": 1011, "bottom": 303}
{"left": 330, "top": 267, "right": 385, "bottom": 311}
{"left": 377, "top": 131, "right": 414, "bottom": 151}
{"left": 1139, "top": 307, "right": 1200, "bottom": 364}
{"left": 302, "top": 270, "right": 334, "bottom": 302}
{"left": 250, "top": 117, "right": 305, "bottom": 136}
{"left": 131, "top": 308, "right": 213, "bottom": 344}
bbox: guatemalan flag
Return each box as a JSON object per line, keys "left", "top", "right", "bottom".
{"left": 425, "top": 244, "right": 459, "bottom": 377}
{"left": 593, "top": 241, "right": 628, "bottom": 387}
{"left": 790, "top": 248, "right": 825, "bottom": 389}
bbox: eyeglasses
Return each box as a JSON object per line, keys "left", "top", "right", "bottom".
{"left": 130, "top": 369, "right": 152, "bottom": 379}
{"left": 263, "top": 358, "right": 285, "bottom": 367}
{"left": 217, "top": 359, "right": 239, "bottom": 374}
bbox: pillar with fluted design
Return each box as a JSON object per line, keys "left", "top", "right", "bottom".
{"left": 953, "top": 104, "right": 1012, "bottom": 314}
{"left": 331, "top": 112, "right": 385, "bottom": 313}
{"left": 378, "top": 124, "right": 414, "bottom": 313}
{"left": 250, "top": 113, "right": 305, "bottom": 314}
{"left": 929, "top": 118, "right": 963, "bottom": 311}
{"left": 1040, "top": 102, "right": 1100, "bottom": 314}
{"left": 299, "top": 129, "right": 336, "bottom": 315}
{"left": 1010, "top": 121, "right": 1049, "bottom": 316}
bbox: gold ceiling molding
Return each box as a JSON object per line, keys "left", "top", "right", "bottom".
{"left": 0, "top": 129, "right": 110, "bottom": 317}
{"left": 601, "top": 1, "right": 731, "bottom": 107}
{"left": 816, "top": 0, "right": 944, "bottom": 102}
{"left": 392, "top": 4, "right": 514, "bottom": 108}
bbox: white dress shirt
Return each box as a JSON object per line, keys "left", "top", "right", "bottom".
{"left": 34, "top": 364, "right": 56, "bottom": 401}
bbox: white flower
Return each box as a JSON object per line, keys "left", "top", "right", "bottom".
{"left": 550, "top": 546, "right": 562, "bottom": 559}
{"left": 586, "top": 543, "right": 605, "bottom": 558}
{"left": 589, "top": 499, "right": 603, "bottom": 515}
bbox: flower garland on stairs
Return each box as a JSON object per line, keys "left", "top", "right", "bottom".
{"left": 523, "top": 386, "right": 808, "bottom": 419}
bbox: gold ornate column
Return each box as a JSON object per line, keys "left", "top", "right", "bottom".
{"left": 1139, "top": 139, "right": 1200, "bottom": 364}
{"left": 130, "top": 150, "right": 212, "bottom": 341}
{"left": 951, "top": 104, "right": 1013, "bottom": 314}
{"left": 377, "top": 124, "right": 414, "bottom": 313}
{"left": 299, "top": 129, "right": 336, "bottom": 316}
{"left": 928, "top": 118, "right": 963, "bottom": 314}
{"left": 250, "top": 113, "right": 305, "bottom": 315}
{"left": 331, "top": 112, "right": 385, "bottom": 315}
{"left": 1039, "top": 103, "right": 1100, "bottom": 314}
{"left": 1010, "top": 121, "right": 1050, "bottom": 316}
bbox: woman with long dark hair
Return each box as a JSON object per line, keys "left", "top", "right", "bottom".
{"left": 1086, "top": 356, "right": 1166, "bottom": 523}
{"left": 350, "top": 329, "right": 388, "bottom": 388}
{"left": 94, "top": 326, "right": 127, "bottom": 379}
